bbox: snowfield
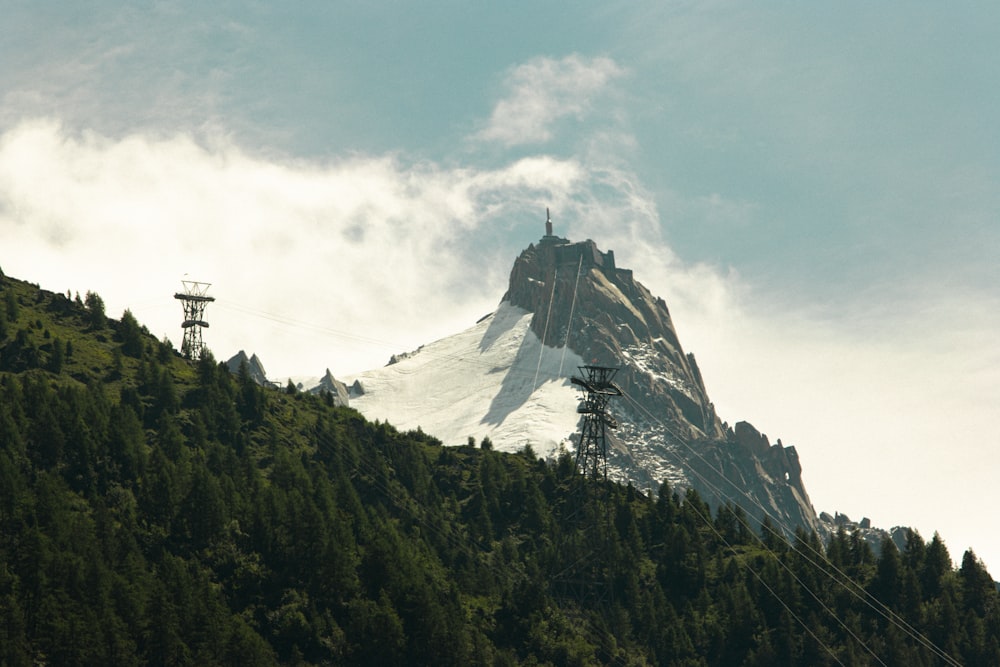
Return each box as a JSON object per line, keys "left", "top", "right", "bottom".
{"left": 295, "top": 300, "right": 693, "bottom": 494}
{"left": 344, "top": 302, "right": 585, "bottom": 459}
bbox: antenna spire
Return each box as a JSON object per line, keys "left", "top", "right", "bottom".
{"left": 545, "top": 207, "right": 553, "bottom": 237}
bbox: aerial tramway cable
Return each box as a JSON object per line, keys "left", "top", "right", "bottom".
{"left": 558, "top": 254, "right": 584, "bottom": 378}
{"left": 618, "top": 390, "right": 962, "bottom": 667}
{"left": 531, "top": 265, "right": 558, "bottom": 393}
{"left": 681, "top": 494, "right": 849, "bottom": 666}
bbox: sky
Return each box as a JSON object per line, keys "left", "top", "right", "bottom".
{"left": 2, "top": 2, "right": 999, "bottom": 573}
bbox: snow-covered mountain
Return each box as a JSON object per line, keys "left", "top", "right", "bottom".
{"left": 329, "top": 223, "right": 821, "bottom": 537}
{"left": 347, "top": 302, "right": 583, "bottom": 451}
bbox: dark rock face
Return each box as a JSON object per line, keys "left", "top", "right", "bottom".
{"left": 695, "top": 421, "right": 817, "bottom": 535}
{"left": 226, "top": 353, "right": 349, "bottom": 408}
{"left": 816, "top": 511, "right": 914, "bottom": 557}
{"left": 505, "top": 237, "right": 721, "bottom": 439}
{"left": 505, "top": 234, "right": 819, "bottom": 537}
{"left": 312, "top": 368, "right": 350, "bottom": 407}
{"left": 226, "top": 350, "right": 270, "bottom": 387}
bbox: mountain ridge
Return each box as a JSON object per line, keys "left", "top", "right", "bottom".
{"left": 321, "top": 225, "right": 822, "bottom": 539}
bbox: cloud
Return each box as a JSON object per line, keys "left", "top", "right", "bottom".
{"left": 474, "top": 54, "right": 626, "bottom": 146}
{"left": 0, "top": 118, "right": 657, "bottom": 378}
{"left": 655, "top": 267, "right": 1000, "bottom": 571}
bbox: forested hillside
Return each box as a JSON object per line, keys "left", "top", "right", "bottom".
{"left": 1, "top": 270, "right": 998, "bottom": 666}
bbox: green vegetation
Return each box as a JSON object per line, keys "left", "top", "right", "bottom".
{"left": 1, "top": 273, "right": 999, "bottom": 665}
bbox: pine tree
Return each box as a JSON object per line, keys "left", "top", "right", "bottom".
{"left": 4, "top": 290, "right": 18, "bottom": 322}
{"left": 84, "top": 291, "right": 106, "bottom": 329}
{"left": 47, "top": 337, "right": 64, "bottom": 374}
{"left": 922, "top": 532, "right": 952, "bottom": 599}
{"left": 959, "top": 549, "right": 996, "bottom": 617}
{"left": 118, "top": 309, "right": 143, "bottom": 357}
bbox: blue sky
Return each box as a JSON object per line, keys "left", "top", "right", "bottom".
{"left": 2, "top": 2, "right": 999, "bottom": 572}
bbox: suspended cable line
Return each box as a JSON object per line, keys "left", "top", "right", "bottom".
{"left": 217, "top": 301, "right": 405, "bottom": 352}
{"left": 615, "top": 394, "right": 892, "bottom": 663}
{"left": 559, "top": 255, "right": 585, "bottom": 378}
{"left": 218, "top": 300, "right": 569, "bottom": 383}
{"left": 532, "top": 266, "right": 558, "bottom": 392}
{"left": 618, "top": 390, "right": 962, "bottom": 667}
{"left": 682, "top": 491, "right": 848, "bottom": 667}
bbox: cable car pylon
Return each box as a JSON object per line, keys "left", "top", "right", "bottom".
{"left": 571, "top": 365, "right": 622, "bottom": 481}
{"left": 174, "top": 280, "right": 215, "bottom": 359}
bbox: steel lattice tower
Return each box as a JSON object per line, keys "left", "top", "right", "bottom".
{"left": 571, "top": 365, "right": 622, "bottom": 480}
{"left": 174, "top": 280, "right": 215, "bottom": 359}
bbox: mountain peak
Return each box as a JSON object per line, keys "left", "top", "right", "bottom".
{"left": 506, "top": 233, "right": 719, "bottom": 437}
{"left": 341, "top": 228, "right": 819, "bottom": 537}
{"left": 225, "top": 349, "right": 270, "bottom": 386}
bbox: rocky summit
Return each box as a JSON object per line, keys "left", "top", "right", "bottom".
{"left": 504, "top": 228, "right": 818, "bottom": 535}
{"left": 225, "top": 350, "right": 271, "bottom": 386}
{"left": 340, "top": 220, "right": 819, "bottom": 538}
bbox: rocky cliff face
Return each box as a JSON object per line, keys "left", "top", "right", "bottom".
{"left": 227, "top": 352, "right": 350, "bottom": 408}
{"left": 311, "top": 369, "right": 350, "bottom": 407}
{"left": 505, "top": 236, "right": 722, "bottom": 440}
{"left": 505, "top": 232, "right": 819, "bottom": 536}
{"left": 226, "top": 350, "right": 270, "bottom": 386}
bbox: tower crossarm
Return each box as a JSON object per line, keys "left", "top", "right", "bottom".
{"left": 174, "top": 293, "right": 215, "bottom": 302}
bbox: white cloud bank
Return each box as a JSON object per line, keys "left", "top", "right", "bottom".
{"left": 0, "top": 118, "right": 653, "bottom": 378}
{"left": 649, "top": 259, "right": 1000, "bottom": 574}
{"left": 474, "top": 54, "right": 626, "bottom": 146}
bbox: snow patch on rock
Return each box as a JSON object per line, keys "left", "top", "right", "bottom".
{"left": 345, "top": 301, "right": 585, "bottom": 459}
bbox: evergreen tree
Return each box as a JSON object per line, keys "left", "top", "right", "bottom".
{"left": 872, "top": 536, "right": 903, "bottom": 607}
{"left": 959, "top": 549, "right": 996, "bottom": 617}
{"left": 118, "top": 308, "right": 144, "bottom": 357}
{"left": 46, "top": 336, "right": 64, "bottom": 373}
{"left": 84, "top": 290, "right": 106, "bottom": 329}
{"left": 923, "top": 532, "right": 952, "bottom": 599}
{"left": 4, "top": 290, "right": 18, "bottom": 322}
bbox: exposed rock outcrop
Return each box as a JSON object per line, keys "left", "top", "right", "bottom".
{"left": 339, "top": 220, "right": 822, "bottom": 540}
{"left": 816, "top": 511, "right": 914, "bottom": 556}
{"left": 505, "top": 231, "right": 819, "bottom": 537}
{"left": 349, "top": 379, "right": 365, "bottom": 397}
{"left": 227, "top": 353, "right": 349, "bottom": 407}
{"left": 505, "top": 237, "right": 722, "bottom": 440}
{"left": 225, "top": 350, "right": 271, "bottom": 386}
{"left": 311, "top": 368, "right": 350, "bottom": 407}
